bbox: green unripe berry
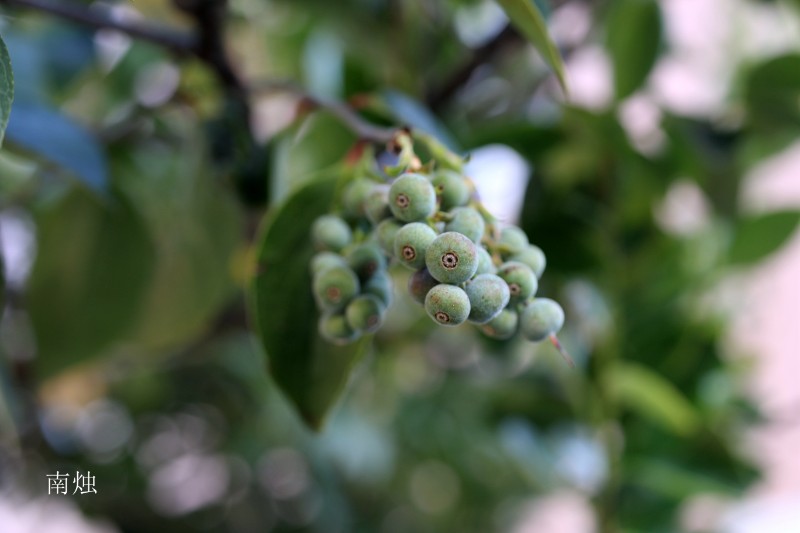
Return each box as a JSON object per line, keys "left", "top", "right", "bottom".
{"left": 424, "top": 284, "right": 470, "bottom": 326}
{"left": 319, "top": 311, "right": 359, "bottom": 345}
{"left": 365, "top": 186, "right": 392, "bottom": 225}
{"left": 342, "top": 179, "right": 374, "bottom": 218}
{"left": 407, "top": 268, "right": 439, "bottom": 305}
{"left": 313, "top": 265, "right": 360, "bottom": 311}
{"left": 310, "top": 251, "right": 347, "bottom": 276}
{"left": 425, "top": 231, "right": 479, "bottom": 284}
{"left": 346, "top": 243, "right": 386, "bottom": 281}
{"left": 444, "top": 207, "right": 485, "bottom": 244}
{"left": 481, "top": 309, "right": 519, "bottom": 340}
{"left": 431, "top": 170, "right": 471, "bottom": 210}
{"left": 510, "top": 245, "right": 546, "bottom": 279}
{"left": 464, "top": 274, "right": 511, "bottom": 324}
{"left": 388, "top": 173, "right": 437, "bottom": 222}
{"left": 498, "top": 226, "right": 529, "bottom": 257}
{"left": 312, "top": 215, "right": 352, "bottom": 252}
{"left": 376, "top": 218, "right": 402, "bottom": 255}
{"left": 475, "top": 246, "right": 496, "bottom": 275}
{"left": 345, "top": 294, "right": 385, "bottom": 334}
{"left": 520, "top": 298, "right": 565, "bottom": 342}
{"left": 394, "top": 222, "right": 437, "bottom": 270}
{"left": 364, "top": 271, "right": 394, "bottom": 306}
{"left": 497, "top": 261, "right": 538, "bottom": 304}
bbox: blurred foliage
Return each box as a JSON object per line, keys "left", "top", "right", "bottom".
{"left": 1, "top": 0, "right": 799, "bottom": 532}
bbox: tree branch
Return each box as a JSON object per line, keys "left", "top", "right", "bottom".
{"left": 250, "top": 80, "right": 399, "bottom": 144}
{"left": 172, "top": 0, "right": 248, "bottom": 105}
{"left": 0, "top": 0, "right": 196, "bottom": 54}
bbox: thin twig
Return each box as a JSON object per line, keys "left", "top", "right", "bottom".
{"left": 0, "top": 0, "right": 196, "bottom": 54}
{"left": 317, "top": 99, "right": 397, "bottom": 144}
{"left": 250, "top": 80, "right": 398, "bottom": 144}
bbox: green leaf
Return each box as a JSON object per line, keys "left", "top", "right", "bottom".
{"left": 28, "top": 187, "right": 156, "bottom": 377}
{"left": 609, "top": 362, "right": 701, "bottom": 436}
{"left": 728, "top": 210, "right": 800, "bottom": 265}
{"left": 744, "top": 54, "right": 800, "bottom": 131}
{"left": 112, "top": 140, "right": 243, "bottom": 352}
{"left": 250, "top": 176, "right": 370, "bottom": 430}
{"left": 0, "top": 34, "right": 13, "bottom": 148}
{"left": 495, "top": 0, "right": 568, "bottom": 93}
{"left": 625, "top": 458, "right": 737, "bottom": 499}
{"left": 606, "top": 0, "right": 662, "bottom": 100}
{"left": 270, "top": 111, "right": 357, "bottom": 204}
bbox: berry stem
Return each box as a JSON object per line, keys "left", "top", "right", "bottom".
{"left": 411, "top": 130, "right": 463, "bottom": 172}
{"left": 548, "top": 334, "right": 575, "bottom": 368}
{"left": 383, "top": 132, "right": 415, "bottom": 176}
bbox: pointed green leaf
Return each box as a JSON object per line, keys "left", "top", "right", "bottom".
{"left": 495, "top": 0, "right": 568, "bottom": 93}
{"left": 250, "top": 176, "right": 370, "bottom": 430}
{"left": 0, "top": 35, "right": 13, "bottom": 148}
{"left": 606, "top": 0, "right": 662, "bottom": 100}
{"left": 609, "top": 362, "right": 701, "bottom": 436}
{"left": 728, "top": 210, "right": 800, "bottom": 265}
{"left": 744, "top": 54, "right": 800, "bottom": 131}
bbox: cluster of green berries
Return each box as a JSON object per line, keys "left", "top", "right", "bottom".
{"left": 310, "top": 212, "right": 393, "bottom": 345}
{"left": 309, "top": 168, "right": 566, "bottom": 352}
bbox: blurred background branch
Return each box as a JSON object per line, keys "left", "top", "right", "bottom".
{"left": 0, "top": 0, "right": 196, "bottom": 53}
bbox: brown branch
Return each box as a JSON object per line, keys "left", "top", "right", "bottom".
{"left": 0, "top": 0, "right": 196, "bottom": 54}
{"left": 172, "top": 0, "right": 248, "bottom": 107}
{"left": 250, "top": 80, "right": 399, "bottom": 144}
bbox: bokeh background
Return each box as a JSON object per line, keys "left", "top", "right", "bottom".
{"left": 1, "top": 0, "right": 800, "bottom": 531}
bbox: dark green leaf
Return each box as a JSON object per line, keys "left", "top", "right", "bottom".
{"left": 609, "top": 362, "right": 701, "bottom": 436}
{"left": 495, "top": 0, "right": 568, "bottom": 92}
{"left": 728, "top": 210, "right": 800, "bottom": 265}
{"left": 625, "top": 458, "right": 737, "bottom": 498}
{"left": 5, "top": 102, "right": 107, "bottom": 192}
{"left": 744, "top": 54, "right": 800, "bottom": 131}
{"left": 251, "top": 176, "right": 370, "bottom": 430}
{"left": 606, "top": 0, "right": 662, "bottom": 100}
{"left": 0, "top": 35, "right": 13, "bottom": 148}
{"left": 271, "top": 111, "right": 357, "bottom": 203}
{"left": 28, "top": 187, "right": 156, "bottom": 377}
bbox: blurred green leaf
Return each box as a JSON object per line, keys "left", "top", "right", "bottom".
{"left": 744, "top": 54, "right": 800, "bottom": 130}
{"left": 0, "top": 34, "right": 13, "bottom": 148}
{"left": 251, "top": 176, "right": 370, "bottom": 430}
{"left": 609, "top": 362, "right": 701, "bottom": 436}
{"left": 271, "top": 111, "right": 357, "bottom": 203}
{"left": 626, "top": 458, "right": 737, "bottom": 498}
{"left": 606, "top": 0, "right": 662, "bottom": 100}
{"left": 112, "top": 140, "right": 243, "bottom": 352}
{"left": 0, "top": 246, "right": 4, "bottom": 316}
{"left": 28, "top": 187, "right": 156, "bottom": 377}
{"left": 5, "top": 102, "right": 106, "bottom": 192}
{"left": 728, "top": 210, "right": 800, "bottom": 265}
{"left": 495, "top": 0, "right": 568, "bottom": 92}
